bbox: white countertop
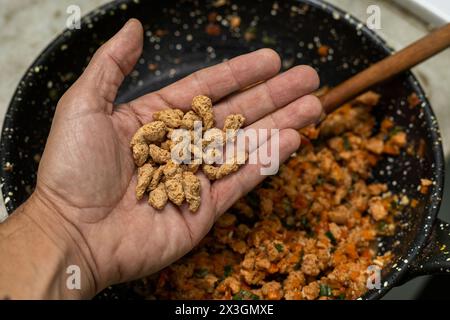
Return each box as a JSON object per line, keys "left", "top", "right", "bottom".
{"left": 394, "top": 0, "right": 450, "bottom": 26}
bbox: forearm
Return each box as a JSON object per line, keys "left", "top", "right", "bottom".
{"left": 0, "top": 195, "right": 95, "bottom": 299}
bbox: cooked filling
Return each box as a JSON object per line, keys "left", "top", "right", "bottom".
{"left": 133, "top": 91, "right": 409, "bottom": 300}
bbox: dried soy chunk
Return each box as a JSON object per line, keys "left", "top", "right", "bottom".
{"left": 131, "top": 94, "right": 246, "bottom": 212}
{"left": 181, "top": 111, "right": 202, "bottom": 130}
{"left": 216, "top": 162, "right": 240, "bottom": 179}
{"left": 163, "top": 160, "right": 183, "bottom": 178}
{"left": 223, "top": 114, "right": 246, "bottom": 141}
{"left": 149, "top": 144, "right": 171, "bottom": 164}
{"left": 202, "top": 156, "right": 244, "bottom": 180}
{"left": 149, "top": 183, "right": 168, "bottom": 210}
{"left": 183, "top": 171, "right": 201, "bottom": 212}
{"left": 160, "top": 140, "right": 173, "bottom": 151}
{"left": 149, "top": 166, "right": 164, "bottom": 191}
{"left": 202, "top": 128, "right": 225, "bottom": 148}
{"left": 136, "top": 164, "right": 155, "bottom": 200}
{"left": 153, "top": 109, "right": 184, "bottom": 128}
{"left": 202, "top": 163, "right": 240, "bottom": 180}
{"left": 132, "top": 143, "right": 149, "bottom": 167}
{"left": 202, "top": 164, "right": 218, "bottom": 180}
{"left": 165, "top": 177, "right": 185, "bottom": 206}
{"left": 131, "top": 121, "right": 167, "bottom": 145}
{"left": 192, "top": 95, "right": 214, "bottom": 130}
{"left": 161, "top": 160, "right": 185, "bottom": 206}
{"left": 184, "top": 160, "right": 201, "bottom": 174}
{"left": 130, "top": 121, "right": 167, "bottom": 166}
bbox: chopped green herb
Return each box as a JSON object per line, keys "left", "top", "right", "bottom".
{"left": 224, "top": 265, "right": 233, "bottom": 278}
{"left": 325, "top": 231, "right": 337, "bottom": 245}
{"left": 294, "top": 251, "right": 304, "bottom": 270}
{"left": 316, "top": 176, "right": 324, "bottom": 185}
{"left": 343, "top": 136, "right": 351, "bottom": 150}
{"left": 390, "top": 200, "right": 398, "bottom": 210}
{"left": 319, "top": 284, "right": 332, "bottom": 297}
{"left": 246, "top": 192, "right": 260, "bottom": 210}
{"left": 245, "top": 26, "right": 257, "bottom": 34}
{"left": 194, "top": 268, "right": 208, "bottom": 278}
{"left": 49, "top": 88, "right": 59, "bottom": 101}
{"left": 232, "top": 290, "right": 260, "bottom": 300}
{"left": 301, "top": 216, "right": 310, "bottom": 229}
{"left": 283, "top": 216, "right": 295, "bottom": 229}
{"left": 377, "top": 221, "right": 387, "bottom": 231}
{"left": 274, "top": 243, "right": 284, "bottom": 253}
{"left": 337, "top": 293, "right": 346, "bottom": 300}
{"left": 301, "top": 216, "right": 315, "bottom": 237}
{"left": 251, "top": 293, "right": 260, "bottom": 300}
{"left": 244, "top": 27, "right": 257, "bottom": 42}
{"left": 262, "top": 33, "right": 276, "bottom": 46}
{"left": 282, "top": 198, "right": 293, "bottom": 214}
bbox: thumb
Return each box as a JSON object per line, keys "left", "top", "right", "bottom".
{"left": 70, "top": 19, "right": 144, "bottom": 113}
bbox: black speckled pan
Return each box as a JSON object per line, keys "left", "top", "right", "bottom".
{"left": 1, "top": 0, "right": 449, "bottom": 299}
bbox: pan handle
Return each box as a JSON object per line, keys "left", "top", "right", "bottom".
{"left": 405, "top": 219, "right": 450, "bottom": 279}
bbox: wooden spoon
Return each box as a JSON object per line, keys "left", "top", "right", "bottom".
{"left": 320, "top": 23, "right": 450, "bottom": 114}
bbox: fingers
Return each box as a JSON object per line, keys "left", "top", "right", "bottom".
{"left": 127, "top": 49, "right": 281, "bottom": 123}
{"left": 70, "top": 19, "right": 144, "bottom": 113}
{"left": 243, "top": 95, "right": 322, "bottom": 152}
{"left": 163, "top": 48, "right": 281, "bottom": 103}
{"left": 212, "top": 128, "right": 301, "bottom": 215}
{"left": 222, "top": 94, "right": 321, "bottom": 158}
{"left": 214, "top": 65, "right": 320, "bottom": 128}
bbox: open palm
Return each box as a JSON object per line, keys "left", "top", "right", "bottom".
{"left": 33, "top": 19, "right": 322, "bottom": 295}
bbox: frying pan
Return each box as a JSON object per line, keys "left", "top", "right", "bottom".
{"left": 1, "top": 0, "right": 449, "bottom": 300}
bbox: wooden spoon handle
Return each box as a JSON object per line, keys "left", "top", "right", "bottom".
{"left": 320, "top": 23, "right": 450, "bottom": 114}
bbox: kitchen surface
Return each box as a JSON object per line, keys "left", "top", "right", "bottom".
{"left": 0, "top": 0, "right": 449, "bottom": 299}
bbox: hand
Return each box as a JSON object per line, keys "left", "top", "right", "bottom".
{"left": 0, "top": 19, "right": 322, "bottom": 299}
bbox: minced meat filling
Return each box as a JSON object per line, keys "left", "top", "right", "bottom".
{"left": 132, "top": 91, "right": 408, "bottom": 300}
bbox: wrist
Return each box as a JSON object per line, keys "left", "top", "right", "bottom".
{"left": 0, "top": 192, "right": 97, "bottom": 299}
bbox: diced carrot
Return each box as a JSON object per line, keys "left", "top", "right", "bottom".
{"left": 407, "top": 92, "right": 421, "bottom": 108}
{"left": 206, "top": 23, "right": 221, "bottom": 36}
{"left": 294, "top": 194, "right": 308, "bottom": 209}
{"left": 367, "top": 154, "right": 379, "bottom": 166}
{"left": 350, "top": 270, "right": 360, "bottom": 281}
{"left": 320, "top": 211, "right": 329, "bottom": 223}
{"left": 332, "top": 252, "right": 347, "bottom": 264}
{"left": 361, "top": 229, "right": 375, "bottom": 241}
{"left": 318, "top": 45, "right": 330, "bottom": 57}
{"left": 346, "top": 243, "right": 358, "bottom": 259}
{"left": 361, "top": 248, "right": 373, "bottom": 259}
{"left": 383, "top": 144, "right": 400, "bottom": 155}
{"left": 269, "top": 263, "right": 279, "bottom": 274}
{"left": 381, "top": 118, "right": 394, "bottom": 133}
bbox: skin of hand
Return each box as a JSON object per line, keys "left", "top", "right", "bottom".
{"left": 0, "top": 19, "right": 322, "bottom": 299}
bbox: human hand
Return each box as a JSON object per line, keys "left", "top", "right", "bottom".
{"left": 2, "top": 19, "right": 322, "bottom": 298}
